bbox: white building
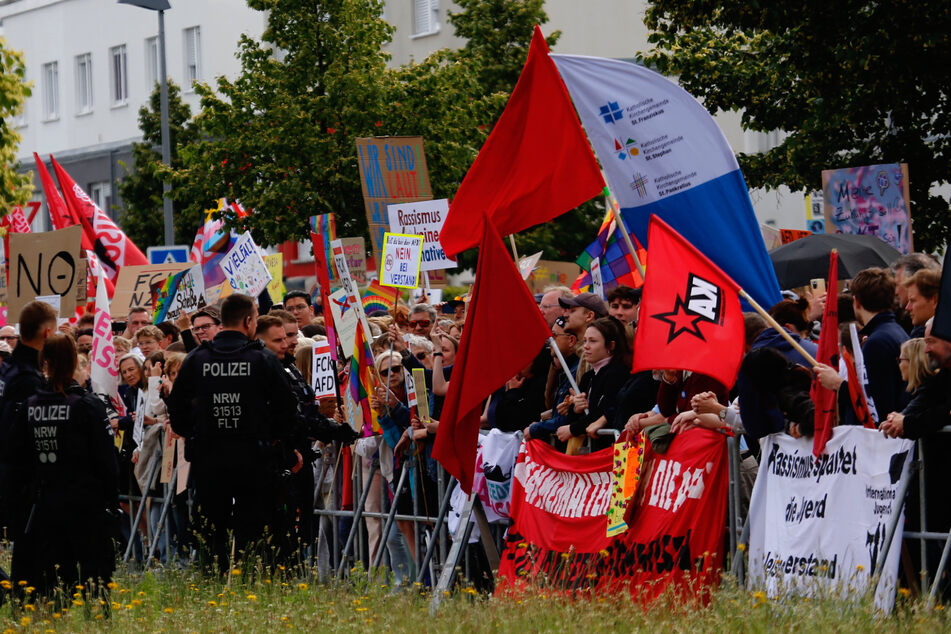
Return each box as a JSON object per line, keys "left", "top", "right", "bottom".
{"left": 1, "top": 0, "right": 804, "bottom": 232}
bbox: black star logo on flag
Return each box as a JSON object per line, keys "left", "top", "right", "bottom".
{"left": 652, "top": 295, "right": 707, "bottom": 343}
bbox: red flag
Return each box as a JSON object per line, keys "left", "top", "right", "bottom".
{"left": 433, "top": 216, "right": 551, "bottom": 493}
{"left": 33, "top": 153, "right": 79, "bottom": 231}
{"left": 632, "top": 216, "right": 744, "bottom": 389}
{"left": 810, "top": 251, "right": 839, "bottom": 457}
{"left": 50, "top": 155, "right": 147, "bottom": 280}
{"left": 439, "top": 26, "right": 604, "bottom": 258}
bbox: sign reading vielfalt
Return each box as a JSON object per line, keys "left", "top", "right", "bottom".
{"left": 355, "top": 136, "right": 432, "bottom": 259}
{"left": 748, "top": 426, "right": 914, "bottom": 612}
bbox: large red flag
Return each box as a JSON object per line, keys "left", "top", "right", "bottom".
{"left": 50, "top": 155, "right": 147, "bottom": 280}
{"left": 810, "top": 251, "right": 839, "bottom": 457}
{"left": 33, "top": 153, "right": 79, "bottom": 231}
{"left": 433, "top": 216, "right": 551, "bottom": 493}
{"left": 632, "top": 216, "right": 744, "bottom": 389}
{"left": 439, "top": 26, "right": 604, "bottom": 258}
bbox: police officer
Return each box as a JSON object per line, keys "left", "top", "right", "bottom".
{"left": 5, "top": 334, "right": 118, "bottom": 596}
{"left": 166, "top": 294, "right": 297, "bottom": 572}
{"left": 255, "top": 315, "right": 357, "bottom": 566}
{"left": 0, "top": 301, "right": 58, "bottom": 586}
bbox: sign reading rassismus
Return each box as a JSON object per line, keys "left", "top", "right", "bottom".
{"left": 387, "top": 199, "right": 456, "bottom": 272}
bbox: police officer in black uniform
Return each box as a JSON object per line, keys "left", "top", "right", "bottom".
{"left": 166, "top": 294, "right": 298, "bottom": 573}
{"left": 5, "top": 334, "right": 118, "bottom": 597}
{"left": 0, "top": 301, "right": 58, "bottom": 587}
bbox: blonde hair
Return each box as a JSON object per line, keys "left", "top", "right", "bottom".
{"left": 902, "top": 338, "right": 935, "bottom": 392}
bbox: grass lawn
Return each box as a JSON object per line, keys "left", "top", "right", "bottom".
{"left": 0, "top": 564, "right": 948, "bottom": 633}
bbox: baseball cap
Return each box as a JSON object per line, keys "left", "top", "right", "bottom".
{"left": 191, "top": 305, "right": 221, "bottom": 324}
{"left": 558, "top": 293, "right": 608, "bottom": 317}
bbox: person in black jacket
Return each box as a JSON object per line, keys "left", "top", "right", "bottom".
{"left": 558, "top": 317, "right": 630, "bottom": 452}
{"left": 166, "top": 294, "right": 298, "bottom": 573}
{"left": 6, "top": 334, "right": 118, "bottom": 598}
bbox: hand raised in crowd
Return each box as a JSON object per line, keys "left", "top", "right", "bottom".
{"left": 370, "top": 385, "right": 398, "bottom": 411}
{"left": 813, "top": 363, "right": 844, "bottom": 390}
{"left": 160, "top": 374, "right": 173, "bottom": 397}
{"left": 149, "top": 362, "right": 163, "bottom": 377}
{"left": 670, "top": 410, "right": 700, "bottom": 434}
{"left": 569, "top": 389, "right": 589, "bottom": 413}
{"left": 387, "top": 324, "right": 407, "bottom": 351}
{"left": 176, "top": 311, "right": 192, "bottom": 333}
{"left": 691, "top": 391, "right": 723, "bottom": 416}
{"left": 58, "top": 322, "right": 73, "bottom": 336}
{"left": 804, "top": 289, "right": 827, "bottom": 322}
{"left": 506, "top": 374, "right": 526, "bottom": 391}
{"left": 555, "top": 424, "right": 574, "bottom": 443}
{"left": 880, "top": 412, "right": 905, "bottom": 438}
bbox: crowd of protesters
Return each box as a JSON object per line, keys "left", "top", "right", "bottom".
{"left": 0, "top": 249, "right": 949, "bottom": 600}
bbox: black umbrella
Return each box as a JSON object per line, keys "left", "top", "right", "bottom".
{"left": 769, "top": 233, "right": 902, "bottom": 290}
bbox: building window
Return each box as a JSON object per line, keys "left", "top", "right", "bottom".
{"left": 183, "top": 26, "right": 201, "bottom": 88}
{"left": 42, "top": 62, "right": 59, "bottom": 120}
{"left": 75, "top": 53, "right": 93, "bottom": 114}
{"left": 145, "top": 36, "right": 159, "bottom": 88}
{"left": 89, "top": 182, "right": 112, "bottom": 212}
{"left": 413, "top": 0, "right": 439, "bottom": 36}
{"left": 110, "top": 45, "right": 128, "bottom": 105}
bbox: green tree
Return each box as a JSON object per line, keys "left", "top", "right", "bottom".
{"left": 118, "top": 80, "right": 202, "bottom": 248}
{"left": 640, "top": 1, "right": 951, "bottom": 252}
{"left": 0, "top": 38, "right": 34, "bottom": 211}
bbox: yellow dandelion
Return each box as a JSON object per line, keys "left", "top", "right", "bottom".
{"left": 598, "top": 549, "right": 610, "bottom": 558}
{"left": 119, "top": 588, "right": 130, "bottom": 594}
{"left": 95, "top": 614, "right": 104, "bottom": 620}
{"left": 107, "top": 582, "right": 119, "bottom": 590}
{"left": 560, "top": 552, "right": 570, "bottom": 560}
{"left": 164, "top": 607, "right": 174, "bottom": 613}
{"left": 0, "top": 580, "right": 11, "bottom": 590}
{"left": 24, "top": 586, "right": 35, "bottom": 594}
{"left": 231, "top": 568, "right": 241, "bottom": 576}
{"left": 53, "top": 612, "right": 62, "bottom": 619}
{"left": 75, "top": 584, "right": 84, "bottom": 590}
{"left": 264, "top": 579, "right": 272, "bottom": 584}
{"left": 125, "top": 604, "right": 133, "bottom": 610}
{"left": 72, "top": 599, "right": 84, "bottom": 607}
{"left": 112, "top": 602, "right": 121, "bottom": 610}
{"left": 280, "top": 616, "right": 290, "bottom": 622}
{"left": 72, "top": 592, "right": 82, "bottom": 599}
{"left": 856, "top": 564, "right": 865, "bottom": 572}
{"left": 208, "top": 600, "right": 218, "bottom": 607}
{"left": 19, "top": 617, "right": 30, "bottom": 627}
{"left": 137, "top": 590, "right": 146, "bottom": 596}
{"left": 17, "top": 580, "right": 27, "bottom": 586}
{"left": 24, "top": 604, "right": 35, "bottom": 612}
{"left": 131, "top": 599, "right": 142, "bottom": 606}
{"left": 898, "top": 588, "right": 911, "bottom": 597}
{"left": 753, "top": 591, "right": 767, "bottom": 602}
{"left": 246, "top": 595, "right": 258, "bottom": 601}
{"left": 298, "top": 583, "right": 308, "bottom": 590}
{"left": 352, "top": 599, "right": 361, "bottom": 606}
{"left": 4, "top": 628, "right": 15, "bottom": 634}
{"left": 356, "top": 607, "right": 368, "bottom": 612}
{"left": 737, "top": 543, "right": 747, "bottom": 552}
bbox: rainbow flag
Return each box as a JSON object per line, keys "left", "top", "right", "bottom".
{"left": 152, "top": 269, "right": 187, "bottom": 323}
{"left": 573, "top": 210, "right": 646, "bottom": 292}
{"left": 362, "top": 280, "right": 399, "bottom": 314}
{"left": 349, "top": 324, "right": 380, "bottom": 435}
{"left": 309, "top": 213, "right": 338, "bottom": 282}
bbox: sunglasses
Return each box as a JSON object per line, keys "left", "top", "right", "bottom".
{"left": 379, "top": 368, "right": 391, "bottom": 377}
{"left": 409, "top": 320, "right": 432, "bottom": 328}
{"left": 415, "top": 352, "right": 429, "bottom": 360}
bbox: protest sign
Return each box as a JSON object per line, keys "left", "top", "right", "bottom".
{"left": 176, "top": 439, "right": 189, "bottom": 495}
{"left": 780, "top": 228, "right": 812, "bottom": 244}
{"left": 7, "top": 225, "right": 82, "bottom": 322}
{"left": 161, "top": 425, "right": 175, "bottom": 484}
{"left": 151, "top": 264, "right": 206, "bottom": 323}
{"left": 220, "top": 232, "right": 273, "bottom": 297}
{"left": 331, "top": 239, "right": 372, "bottom": 342}
{"left": 411, "top": 288, "right": 442, "bottom": 305}
{"left": 380, "top": 233, "right": 423, "bottom": 289}
{"left": 311, "top": 340, "right": 336, "bottom": 398}
{"left": 355, "top": 136, "right": 433, "bottom": 258}
{"left": 517, "top": 251, "right": 543, "bottom": 281}
{"left": 760, "top": 224, "right": 783, "bottom": 251}
{"left": 449, "top": 429, "right": 521, "bottom": 541}
{"left": 412, "top": 368, "right": 430, "bottom": 422}
{"left": 748, "top": 426, "right": 913, "bottom": 612}
{"left": 822, "top": 163, "right": 912, "bottom": 254}
{"left": 426, "top": 268, "right": 449, "bottom": 288}
{"left": 264, "top": 253, "right": 284, "bottom": 304}
{"left": 329, "top": 288, "right": 359, "bottom": 359}
{"left": 387, "top": 199, "right": 456, "bottom": 272}
{"left": 590, "top": 257, "right": 604, "bottom": 299}
{"left": 527, "top": 260, "right": 581, "bottom": 294}
{"left": 112, "top": 263, "right": 190, "bottom": 318}
{"left": 404, "top": 367, "right": 418, "bottom": 408}
{"left": 805, "top": 190, "right": 825, "bottom": 233}
{"left": 340, "top": 237, "right": 367, "bottom": 286}
{"left": 34, "top": 295, "right": 61, "bottom": 317}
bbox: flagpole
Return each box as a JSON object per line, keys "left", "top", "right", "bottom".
{"left": 738, "top": 289, "right": 819, "bottom": 367}
{"left": 603, "top": 186, "right": 646, "bottom": 279}
{"left": 508, "top": 235, "right": 519, "bottom": 263}
{"left": 548, "top": 337, "right": 588, "bottom": 415}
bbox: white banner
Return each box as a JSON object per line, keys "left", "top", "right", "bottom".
{"left": 387, "top": 199, "right": 457, "bottom": 271}
{"left": 449, "top": 430, "right": 521, "bottom": 541}
{"left": 380, "top": 232, "right": 423, "bottom": 289}
{"left": 311, "top": 340, "right": 336, "bottom": 398}
{"left": 748, "top": 426, "right": 913, "bottom": 612}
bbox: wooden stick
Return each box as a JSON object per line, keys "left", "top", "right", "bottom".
{"left": 739, "top": 288, "right": 819, "bottom": 367}
{"left": 508, "top": 234, "right": 520, "bottom": 263}
{"left": 604, "top": 188, "right": 646, "bottom": 279}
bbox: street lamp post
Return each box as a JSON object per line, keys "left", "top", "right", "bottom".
{"left": 118, "top": 0, "right": 174, "bottom": 246}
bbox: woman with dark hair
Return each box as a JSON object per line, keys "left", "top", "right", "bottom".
{"left": 6, "top": 334, "right": 118, "bottom": 596}
{"left": 558, "top": 317, "right": 631, "bottom": 451}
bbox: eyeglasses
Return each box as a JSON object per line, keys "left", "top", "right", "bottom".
{"left": 552, "top": 332, "right": 573, "bottom": 339}
{"left": 0, "top": 335, "right": 18, "bottom": 341}
{"left": 409, "top": 320, "right": 432, "bottom": 328}
{"left": 193, "top": 323, "right": 217, "bottom": 331}
{"left": 286, "top": 304, "right": 310, "bottom": 313}
{"left": 415, "top": 352, "right": 429, "bottom": 360}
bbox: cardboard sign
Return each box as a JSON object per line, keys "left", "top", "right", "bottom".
{"left": 518, "top": 251, "right": 543, "bottom": 281}
{"left": 804, "top": 190, "right": 825, "bottom": 234}
{"left": 380, "top": 233, "right": 423, "bottom": 289}
{"left": 264, "top": 253, "right": 284, "bottom": 305}
{"left": 151, "top": 264, "right": 206, "bottom": 323}
{"left": 822, "top": 163, "right": 912, "bottom": 254}
{"left": 220, "top": 232, "right": 273, "bottom": 297}
{"left": 412, "top": 367, "right": 430, "bottom": 422}
{"left": 387, "top": 199, "right": 456, "bottom": 272}
{"left": 7, "top": 225, "right": 82, "bottom": 322}
{"left": 311, "top": 340, "right": 336, "bottom": 398}
{"left": 161, "top": 426, "right": 175, "bottom": 484}
{"left": 330, "top": 239, "right": 372, "bottom": 343}
{"left": 328, "top": 288, "right": 359, "bottom": 359}
{"left": 340, "top": 237, "right": 367, "bottom": 286}
{"left": 112, "top": 263, "right": 190, "bottom": 318}
{"left": 355, "top": 136, "right": 433, "bottom": 258}
{"left": 590, "top": 258, "right": 604, "bottom": 299}
{"left": 779, "top": 228, "right": 812, "bottom": 245}
{"left": 528, "top": 260, "right": 582, "bottom": 294}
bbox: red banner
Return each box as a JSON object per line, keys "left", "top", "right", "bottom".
{"left": 498, "top": 429, "right": 728, "bottom": 604}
